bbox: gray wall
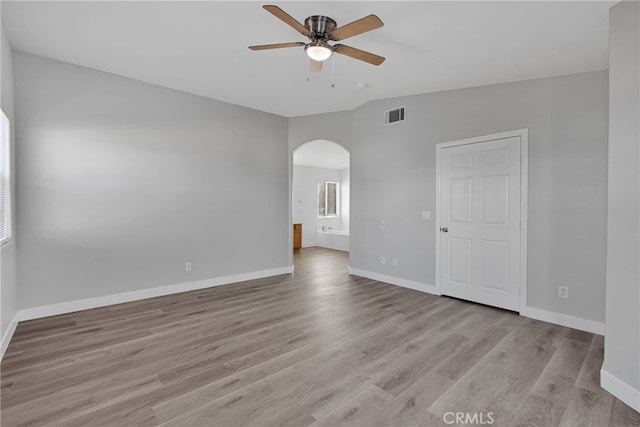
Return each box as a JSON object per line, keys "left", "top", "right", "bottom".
{"left": 14, "top": 52, "right": 289, "bottom": 309}
{"left": 288, "top": 110, "right": 353, "bottom": 153}
{"left": 604, "top": 0, "right": 640, "bottom": 399}
{"left": 1, "top": 17, "right": 17, "bottom": 342}
{"left": 349, "top": 71, "right": 608, "bottom": 323}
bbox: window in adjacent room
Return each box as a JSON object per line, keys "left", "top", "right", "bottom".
{"left": 0, "top": 109, "right": 11, "bottom": 244}
{"left": 318, "top": 180, "right": 338, "bottom": 217}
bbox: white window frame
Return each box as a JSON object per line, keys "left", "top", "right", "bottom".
{"left": 318, "top": 180, "right": 339, "bottom": 218}
{"left": 1, "top": 109, "right": 12, "bottom": 246}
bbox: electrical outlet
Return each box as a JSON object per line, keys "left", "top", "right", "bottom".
{"left": 380, "top": 256, "right": 386, "bottom": 265}
{"left": 392, "top": 258, "right": 398, "bottom": 267}
{"left": 558, "top": 286, "right": 569, "bottom": 299}
{"left": 380, "top": 221, "right": 385, "bottom": 229}
{"left": 185, "top": 262, "right": 192, "bottom": 272}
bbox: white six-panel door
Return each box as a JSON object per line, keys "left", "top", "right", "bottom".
{"left": 438, "top": 135, "right": 522, "bottom": 311}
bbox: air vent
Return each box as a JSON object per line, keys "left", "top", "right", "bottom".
{"left": 384, "top": 106, "right": 405, "bottom": 125}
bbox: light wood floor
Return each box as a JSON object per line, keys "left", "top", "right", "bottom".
{"left": 1, "top": 248, "right": 638, "bottom": 426}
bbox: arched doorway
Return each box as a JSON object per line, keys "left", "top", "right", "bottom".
{"left": 291, "top": 140, "right": 350, "bottom": 263}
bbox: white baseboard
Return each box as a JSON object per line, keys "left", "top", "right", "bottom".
{"left": 1, "top": 312, "right": 20, "bottom": 359}
{"left": 601, "top": 367, "right": 640, "bottom": 412}
{"left": 302, "top": 242, "right": 317, "bottom": 248}
{"left": 348, "top": 267, "right": 439, "bottom": 296}
{"left": 19, "top": 265, "right": 294, "bottom": 321}
{"left": 522, "top": 306, "right": 605, "bottom": 335}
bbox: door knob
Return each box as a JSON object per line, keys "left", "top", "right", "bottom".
{"left": 440, "top": 227, "right": 448, "bottom": 233}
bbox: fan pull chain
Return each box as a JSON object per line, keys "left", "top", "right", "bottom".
{"left": 331, "top": 56, "right": 335, "bottom": 88}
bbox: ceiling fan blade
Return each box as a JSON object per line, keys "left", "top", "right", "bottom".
{"left": 309, "top": 59, "right": 323, "bottom": 72}
{"left": 263, "top": 5, "right": 312, "bottom": 37}
{"left": 334, "top": 44, "right": 385, "bottom": 66}
{"left": 328, "top": 15, "right": 383, "bottom": 41}
{"left": 249, "top": 42, "right": 305, "bottom": 51}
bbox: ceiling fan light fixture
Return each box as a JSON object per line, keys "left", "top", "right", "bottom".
{"left": 305, "top": 41, "right": 333, "bottom": 62}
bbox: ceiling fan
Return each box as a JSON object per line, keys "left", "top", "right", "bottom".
{"left": 249, "top": 5, "right": 385, "bottom": 72}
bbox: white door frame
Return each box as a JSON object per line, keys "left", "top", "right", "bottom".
{"left": 435, "top": 129, "right": 528, "bottom": 313}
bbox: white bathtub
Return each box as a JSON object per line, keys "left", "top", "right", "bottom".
{"left": 317, "top": 229, "right": 349, "bottom": 252}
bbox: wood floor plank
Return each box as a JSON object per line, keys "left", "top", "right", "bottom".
{"left": 310, "top": 384, "right": 393, "bottom": 427}
{"left": 531, "top": 337, "right": 590, "bottom": 406}
{"left": 152, "top": 341, "right": 326, "bottom": 423}
{"left": 155, "top": 325, "right": 307, "bottom": 384}
{"left": 2, "top": 374, "right": 163, "bottom": 426}
{"left": 511, "top": 394, "right": 566, "bottom": 427}
{"left": 159, "top": 378, "right": 279, "bottom": 427}
{"left": 435, "top": 326, "right": 510, "bottom": 381}
{"left": 523, "top": 318, "right": 571, "bottom": 347}
{"left": 1, "top": 247, "right": 636, "bottom": 427}
{"left": 2, "top": 359, "right": 137, "bottom": 409}
{"left": 609, "top": 398, "right": 640, "bottom": 427}
{"left": 575, "top": 334, "right": 605, "bottom": 393}
{"left": 2, "top": 328, "right": 152, "bottom": 372}
{"left": 160, "top": 340, "right": 384, "bottom": 425}
{"left": 448, "top": 303, "right": 516, "bottom": 338}
{"left": 558, "top": 387, "right": 614, "bottom": 427}
{"left": 373, "top": 332, "right": 468, "bottom": 396}
{"left": 3, "top": 328, "right": 204, "bottom": 391}
{"left": 259, "top": 375, "right": 375, "bottom": 426}
{"left": 428, "top": 321, "right": 559, "bottom": 423}
{"left": 385, "top": 371, "right": 455, "bottom": 426}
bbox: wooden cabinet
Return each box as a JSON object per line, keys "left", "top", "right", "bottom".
{"left": 293, "top": 223, "right": 302, "bottom": 251}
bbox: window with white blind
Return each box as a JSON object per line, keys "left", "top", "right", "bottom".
{"left": 1, "top": 109, "right": 11, "bottom": 244}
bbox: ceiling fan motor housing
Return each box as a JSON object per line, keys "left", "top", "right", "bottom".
{"left": 304, "top": 15, "right": 337, "bottom": 40}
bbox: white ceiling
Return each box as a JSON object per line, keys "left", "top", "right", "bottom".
{"left": 2, "top": 1, "right": 613, "bottom": 118}
{"left": 294, "top": 140, "right": 350, "bottom": 170}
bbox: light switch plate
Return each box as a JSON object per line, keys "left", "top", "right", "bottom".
{"left": 422, "top": 211, "right": 431, "bottom": 220}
